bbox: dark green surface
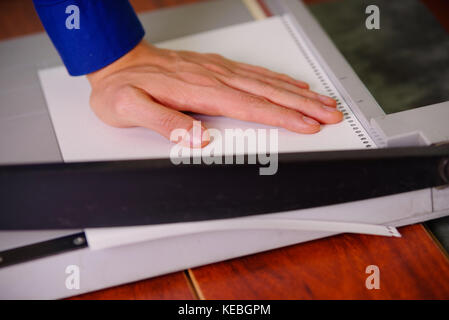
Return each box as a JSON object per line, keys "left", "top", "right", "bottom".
{"left": 307, "top": 0, "right": 449, "bottom": 114}
{"left": 426, "top": 215, "right": 449, "bottom": 253}
{"left": 307, "top": 0, "right": 449, "bottom": 253}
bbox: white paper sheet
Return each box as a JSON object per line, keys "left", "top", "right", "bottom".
{"left": 86, "top": 217, "right": 400, "bottom": 251}
{"left": 38, "top": 16, "right": 375, "bottom": 163}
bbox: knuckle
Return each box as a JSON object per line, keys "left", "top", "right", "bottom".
{"left": 278, "top": 73, "right": 290, "bottom": 80}
{"left": 112, "top": 88, "right": 134, "bottom": 116}
{"left": 178, "top": 70, "right": 222, "bottom": 87}
{"left": 253, "top": 65, "right": 269, "bottom": 73}
{"left": 241, "top": 93, "right": 267, "bottom": 106}
{"left": 202, "top": 62, "right": 230, "bottom": 75}
{"left": 301, "top": 97, "right": 320, "bottom": 108}
{"left": 261, "top": 83, "right": 281, "bottom": 96}
{"left": 157, "top": 111, "right": 184, "bottom": 130}
{"left": 206, "top": 53, "right": 223, "bottom": 60}
{"left": 177, "top": 60, "right": 198, "bottom": 70}
{"left": 194, "top": 72, "right": 220, "bottom": 85}
{"left": 251, "top": 79, "right": 281, "bottom": 96}
{"left": 168, "top": 50, "right": 180, "bottom": 58}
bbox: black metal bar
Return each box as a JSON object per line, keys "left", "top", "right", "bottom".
{"left": 1, "top": 145, "right": 448, "bottom": 230}
{"left": 0, "top": 232, "right": 87, "bottom": 269}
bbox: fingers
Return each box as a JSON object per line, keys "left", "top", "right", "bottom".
{"left": 216, "top": 74, "right": 343, "bottom": 125}
{"left": 204, "top": 53, "right": 310, "bottom": 89}
{"left": 201, "top": 87, "right": 321, "bottom": 134}
{"left": 231, "top": 67, "right": 337, "bottom": 107}
{"left": 111, "top": 87, "right": 210, "bottom": 148}
{"left": 233, "top": 61, "right": 310, "bottom": 90}
{"left": 198, "top": 54, "right": 337, "bottom": 108}
{"left": 186, "top": 53, "right": 337, "bottom": 111}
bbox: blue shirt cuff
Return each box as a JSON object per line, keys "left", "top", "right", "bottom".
{"left": 33, "top": 0, "right": 145, "bottom": 76}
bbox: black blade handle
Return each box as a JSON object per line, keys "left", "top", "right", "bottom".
{"left": 1, "top": 145, "right": 448, "bottom": 230}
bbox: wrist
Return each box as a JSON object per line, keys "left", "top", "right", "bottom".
{"left": 87, "top": 40, "right": 158, "bottom": 84}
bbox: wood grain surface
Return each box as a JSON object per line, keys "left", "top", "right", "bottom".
{"left": 68, "top": 272, "right": 196, "bottom": 300}
{"left": 1, "top": 0, "right": 448, "bottom": 300}
{"left": 190, "top": 224, "right": 449, "bottom": 299}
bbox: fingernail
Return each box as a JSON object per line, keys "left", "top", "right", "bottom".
{"left": 322, "top": 105, "right": 339, "bottom": 113}
{"left": 302, "top": 116, "right": 320, "bottom": 126}
{"left": 182, "top": 124, "right": 210, "bottom": 148}
{"left": 318, "top": 95, "right": 335, "bottom": 105}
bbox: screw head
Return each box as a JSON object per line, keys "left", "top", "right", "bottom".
{"left": 73, "top": 237, "right": 85, "bottom": 246}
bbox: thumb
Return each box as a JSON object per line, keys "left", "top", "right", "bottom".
{"left": 115, "top": 87, "right": 210, "bottom": 148}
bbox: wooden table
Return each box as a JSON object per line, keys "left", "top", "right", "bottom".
{"left": 1, "top": 0, "right": 449, "bottom": 300}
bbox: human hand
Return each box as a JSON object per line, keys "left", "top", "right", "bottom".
{"left": 87, "top": 41, "right": 342, "bottom": 147}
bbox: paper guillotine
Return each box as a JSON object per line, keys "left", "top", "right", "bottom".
{"left": 0, "top": 0, "right": 449, "bottom": 299}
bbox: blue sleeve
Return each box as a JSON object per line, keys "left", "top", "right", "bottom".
{"left": 33, "top": 0, "right": 145, "bottom": 76}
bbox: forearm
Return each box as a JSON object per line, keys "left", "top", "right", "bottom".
{"left": 33, "top": 0, "right": 145, "bottom": 76}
